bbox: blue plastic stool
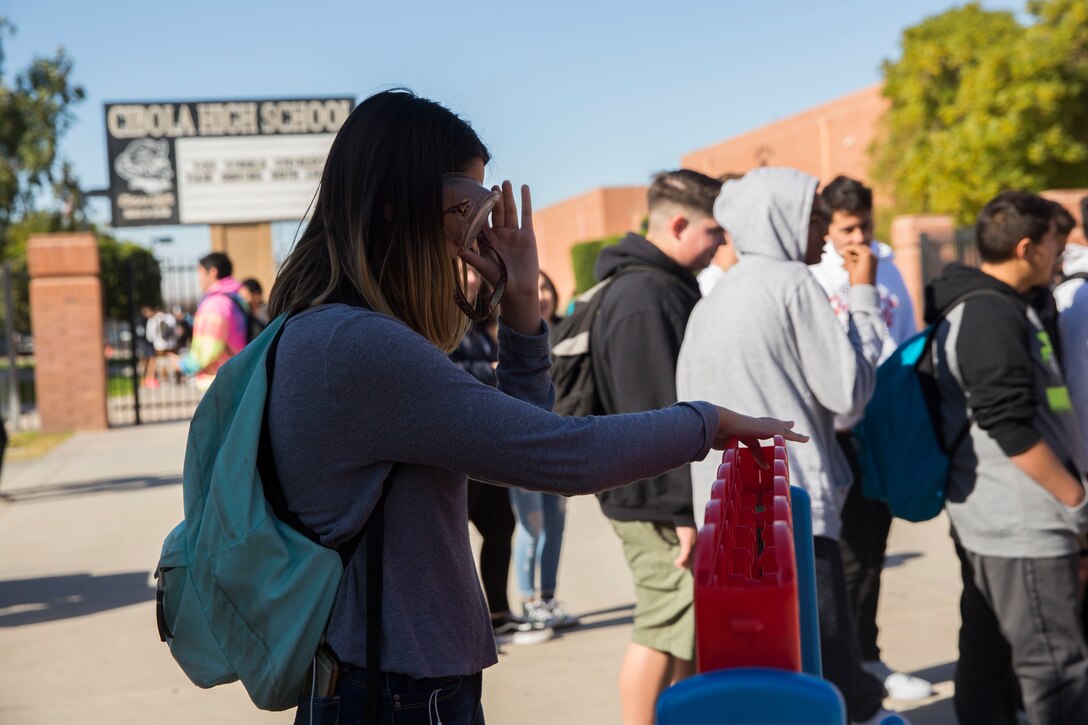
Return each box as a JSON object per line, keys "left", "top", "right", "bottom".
{"left": 656, "top": 668, "right": 845, "bottom": 725}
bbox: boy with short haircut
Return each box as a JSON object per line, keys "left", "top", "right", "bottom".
{"left": 179, "top": 252, "right": 249, "bottom": 391}
{"left": 678, "top": 167, "right": 891, "bottom": 724}
{"left": 927, "top": 191, "right": 1088, "bottom": 724}
{"left": 809, "top": 176, "right": 931, "bottom": 702}
{"left": 591, "top": 169, "right": 725, "bottom": 725}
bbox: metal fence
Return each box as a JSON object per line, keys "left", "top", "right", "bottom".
{"left": 105, "top": 257, "right": 204, "bottom": 426}
{"left": 920, "top": 227, "right": 980, "bottom": 286}
{"left": 0, "top": 263, "right": 36, "bottom": 431}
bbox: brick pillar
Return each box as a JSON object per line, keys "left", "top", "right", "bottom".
{"left": 890, "top": 214, "right": 955, "bottom": 331}
{"left": 27, "top": 233, "right": 108, "bottom": 431}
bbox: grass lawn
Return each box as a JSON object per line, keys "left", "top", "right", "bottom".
{"left": 7, "top": 430, "right": 73, "bottom": 462}
{"left": 108, "top": 376, "right": 134, "bottom": 398}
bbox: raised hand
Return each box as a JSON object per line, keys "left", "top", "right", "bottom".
{"left": 841, "top": 243, "right": 878, "bottom": 287}
{"left": 459, "top": 181, "right": 541, "bottom": 335}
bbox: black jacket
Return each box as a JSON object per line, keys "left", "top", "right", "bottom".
{"left": 449, "top": 325, "right": 498, "bottom": 387}
{"left": 591, "top": 233, "right": 702, "bottom": 527}
{"left": 925, "top": 263, "right": 1040, "bottom": 457}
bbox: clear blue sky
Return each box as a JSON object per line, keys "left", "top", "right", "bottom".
{"left": 5, "top": 0, "right": 1020, "bottom": 259}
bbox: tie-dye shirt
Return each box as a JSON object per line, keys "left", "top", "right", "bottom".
{"left": 179, "top": 276, "right": 248, "bottom": 389}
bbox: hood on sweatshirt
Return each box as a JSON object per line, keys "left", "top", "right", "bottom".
{"left": 924, "top": 263, "right": 1025, "bottom": 324}
{"left": 713, "top": 167, "right": 818, "bottom": 263}
{"left": 593, "top": 232, "right": 698, "bottom": 289}
{"left": 1062, "top": 242, "right": 1088, "bottom": 277}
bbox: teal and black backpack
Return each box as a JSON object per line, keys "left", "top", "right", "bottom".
{"left": 852, "top": 289, "right": 1003, "bottom": 522}
{"left": 154, "top": 314, "right": 389, "bottom": 711}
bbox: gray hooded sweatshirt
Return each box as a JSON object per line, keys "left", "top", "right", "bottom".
{"left": 677, "top": 167, "right": 886, "bottom": 539}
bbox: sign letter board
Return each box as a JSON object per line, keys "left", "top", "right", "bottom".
{"left": 104, "top": 97, "right": 354, "bottom": 227}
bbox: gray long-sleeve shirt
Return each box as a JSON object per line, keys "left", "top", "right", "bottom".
{"left": 269, "top": 304, "right": 718, "bottom": 678}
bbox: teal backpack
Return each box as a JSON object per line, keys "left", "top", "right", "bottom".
{"left": 852, "top": 289, "right": 1002, "bottom": 522}
{"left": 155, "top": 314, "right": 381, "bottom": 711}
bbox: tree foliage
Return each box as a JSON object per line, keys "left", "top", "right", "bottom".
{"left": 874, "top": 0, "right": 1088, "bottom": 225}
{"left": 2, "top": 211, "right": 161, "bottom": 331}
{"left": 570, "top": 235, "right": 622, "bottom": 296}
{"left": 0, "top": 18, "right": 86, "bottom": 243}
{"left": 0, "top": 21, "right": 160, "bottom": 330}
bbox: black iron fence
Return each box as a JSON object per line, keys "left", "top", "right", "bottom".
{"left": 920, "top": 227, "right": 980, "bottom": 286}
{"left": 105, "top": 257, "right": 204, "bottom": 426}
{"left": 0, "top": 263, "right": 36, "bottom": 431}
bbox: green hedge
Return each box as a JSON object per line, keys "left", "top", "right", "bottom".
{"left": 570, "top": 234, "right": 622, "bottom": 296}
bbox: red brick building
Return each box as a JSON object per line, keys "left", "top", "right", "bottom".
{"left": 681, "top": 84, "right": 887, "bottom": 187}
{"left": 535, "top": 85, "right": 889, "bottom": 302}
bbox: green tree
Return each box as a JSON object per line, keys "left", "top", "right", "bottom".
{"left": 3, "top": 211, "right": 161, "bottom": 331}
{"left": 873, "top": 0, "right": 1088, "bottom": 225}
{"left": 569, "top": 235, "right": 622, "bottom": 296}
{"left": 0, "top": 18, "right": 86, "bottom": 245}
{"left": 0, "top": 21, "right": 159, "bottom": 329}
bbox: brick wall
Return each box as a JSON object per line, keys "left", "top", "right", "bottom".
{"left": 680, "top": 84, "right": 888, "bottom": 192}
{"left": 27, "top": 233, "right": 108, "bottom": 431}
{"left": 534, "top": 186, "right": 648, "bottom": 304}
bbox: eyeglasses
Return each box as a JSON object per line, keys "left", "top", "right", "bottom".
{"left": 443, "top": 173, "right": 507, "bottom": 321}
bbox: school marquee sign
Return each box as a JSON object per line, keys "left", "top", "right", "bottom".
{"left": 104, "top": 97, "right": 354, "bottom": 227}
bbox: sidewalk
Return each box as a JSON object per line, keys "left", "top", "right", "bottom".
{"left": 0, "top": 423, "right": 961, "bottom": 724}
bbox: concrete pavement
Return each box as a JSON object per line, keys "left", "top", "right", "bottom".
{"left": 0, "top": 422, "right": 962, "bottom": 724}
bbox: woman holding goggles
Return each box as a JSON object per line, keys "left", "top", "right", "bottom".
{"left": 267, "top": 89, "right": 805, "bottom": 724}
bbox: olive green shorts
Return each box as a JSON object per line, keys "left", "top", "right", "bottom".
{"left": 610, "top": 519, "right": 694, "bottom": 661}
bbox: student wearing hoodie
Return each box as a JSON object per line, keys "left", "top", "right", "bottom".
{"left": 809, "top": 176, "right": 931, "bottom": 702}
{"left": 927, "top": 191, "right": 1088, "bottom": 725}
{"left": 590, "top": 169, "right": 725, "bottom": 725}
{"left": 179, "top": 252, "right": 250, "bottom": 391}
{"left": 677, "top": 167, "right": 890, "bottom": 724}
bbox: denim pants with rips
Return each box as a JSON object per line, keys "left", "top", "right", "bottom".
{"left": 509, "top": 488, "right": 567, "bottom": 599}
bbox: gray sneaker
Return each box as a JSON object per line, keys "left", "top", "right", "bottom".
{"left": 541, "top": 598, "right": 580, "bottom": 628}
{"left": 522, "top": 600, "right": 556, "bottom": 628}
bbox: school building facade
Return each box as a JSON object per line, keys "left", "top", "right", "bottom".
{"left": 535, "top": 84, "right": 889, "bottom": 302}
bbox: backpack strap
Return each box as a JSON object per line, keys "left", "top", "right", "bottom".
{"left": 922, "top": 287, "right": 1021, "bottom": 456}
{"left": 365, "top": 484, "right": 385, "bottom": 722}
{"left": 260, "top": 315, "right": 394, "bottom": 722}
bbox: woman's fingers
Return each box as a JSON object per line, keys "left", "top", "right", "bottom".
{"left": 489, "top": 185, "right": 505, "bottom": 229}
{"left": 781, "top": 426, "right": 809, "bottom": 443}
{"left": 520, "top": 184, "right": 533, "bottom": 231}
{"left": 458, "top": 248, "right": 500, "bottom": 288}
{"left": 739, "top": 439, "right": 769, "bottom": 469}
{"left": 501, "top": 180, "right": 518, "bottom": 228}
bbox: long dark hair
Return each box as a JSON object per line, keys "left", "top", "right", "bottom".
{"left": 538, "top": 270, "right": 560, "bottom": 323}
{"left": 269, "top": 89, "right": 491, "bottom": 351}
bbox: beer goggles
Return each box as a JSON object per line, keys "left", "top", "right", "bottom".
{"left": 443, "top": 173, "right": 507, "bottom": 321}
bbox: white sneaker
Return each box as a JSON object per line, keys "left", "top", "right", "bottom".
{"left": 492, "top": 617, "right": 554, "bottom": 647}
{"left": 852, "top": 708, "right": 911, "bottom": 725}
{"left": 863, "top": 660, "right": 933, "bottom": 702}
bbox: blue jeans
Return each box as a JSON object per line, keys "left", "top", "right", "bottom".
{"left": 293, "top": 668, "right": 484, "bottom": 725}
{"left": 509, "top": 488, "right": 567, "bottom": 599}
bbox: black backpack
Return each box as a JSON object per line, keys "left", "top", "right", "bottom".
{"left": 224, "top": 293, "right": 268, "bottom": 344}
{"left": 550, "top": 263, "right": 659, "bottom": 417}
{"left": 156, "top": 317, "right": 175, "bottom": 342}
